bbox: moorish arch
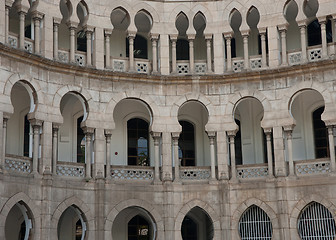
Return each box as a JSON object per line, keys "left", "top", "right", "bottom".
{"left": 231, "top": 198, "right": 280, "bottom": 239}
{"left": 168, "top": 5, "right": 193, "bottom": 33}
{"left": 133, "top": 2, "right": 160, "bottom": 26}
{"left": 50, "top": 196, "right": 95, "bottom": 240}
{"left": 0, "top": 192, "right": 41, "bottom": 240}
{"left": 221, "top": 2, "right": 245, "bottom": 27}
{"left": 174, "top": 199, "right": 221, "bottom": 240}
{"left": 190, "top": 4, "right": 213, "bottom": 27}
{"left": 104, "top": 199, "right": 164, "bottom": 240}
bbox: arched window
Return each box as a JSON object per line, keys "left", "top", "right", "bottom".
{"left": 127, "top": 118, "right": 149, "bottom": 166}
{"left": 181, "top": 216, "right": 197, "bottom": 240}
{"left": 128, "top": 215, "right": 151, "bottom": 240}
{"left": 77, "top": 116, "right": 85, "bottom": 163}
{"left": 313, "top": 107, "right": 329, "bottom": 158}
{"left": 126, "top": 35, "right": 148, "bottom": 59}
{"left": 238, "top": 205, "right": 273, "bottom": 240}
{"left": 176, "top": 39, "right": 190, "bottom": 60}
{"left": 298, "top": 202, "right": 336, "bottom": 239}
{"left": 178, "top": 120, "right": 195, "bottom": 166}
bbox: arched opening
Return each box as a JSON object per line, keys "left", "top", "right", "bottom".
{"left": 229, "top": 9, "right": 243, "bottom": 58}
{"left": 5, "top": 201, "right": 33, "bottom": 240}
{"left": 298, "top": 202, "right": 336, "bottom": 239}
{"left": 112, "top": 207, "right": 156, "bottom": 240}
{"left": 7, "top": 81, "right": 35, "bottom": 158}
{"left": 58, "top": 0, "right": 73, "bottom": 57}
{"left": 133, "top": 10, "right": 153, "bottom": 60}
{"left": 193, "top": 12, "right": 207, "bottom": 62}
{"left": 290, "top": 89, "right": 328, "bottom": 160}
{"left": 110, "top": 7, "right": 130, "bottom": 59}
{"left": 59, "top": 92, "right": 88, "bottom": 163}
{"left": 283, "top": 0, "right": 300, "bottom": 51}
{"left": 175, "top": 12, "right": 190, "bottom": 62}
{"left": 178, "top": 101, "right": 209, "bottom": 166}
{"left": 181, "top": 207, "right": 214, "bottom": 240}
{"left": 126, "top": 35, "right": 148, "bottom": 59}
{"left": 246, "top": 7, "right": 262, "bottom": 56}
{"left": 57, "top": 205, "right": 87, "bottom": 240}
{"left": 233, "top": 98, "right": 265, "bottom": 165}
{"left": 76, "top": 1, "right": 89, "bottom": 53}
{"left": 112, "top": 99, "right": 153, "bottom": 167}
{"left": 238, "top": 205, "right": 272, "bottom": 239}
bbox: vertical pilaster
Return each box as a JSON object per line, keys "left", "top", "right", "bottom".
{"left": 159, "top": 34, "right": 170, "bottom": 75}
{"left": 5, "top": 5, "right": 10, "bottom": 44}
{"left": 105, "top": 130, "right": 112, "bottom": 178}
{"left": 284, "top": 125, "right": 295, "bottom": 176}
{"left": 104, "top": 29, "right": 112, "bottom": 68}
{"left": 85, "top": 26, "right": 93, "bottom": 66}
{"left": 127, "top": 31, "right": 136, "bottom": 72}
{"left": 298, "top": 22, "right": 307, "bottom": 62}
{"left": 259, "top": 27, "right": 267, "bottom": 68}
{"left": 273, "top": 126, "right": 287, "bottom": 177}
{"left": 30, "top": 119, "right": 43, "bottom": 175}
{"left": 32, "top": 11, "right": 43, "bottom": 54}
{"left": 207, "top": 131, "right": 217, "bottom": 180}
{"left": 228, "top": 131, "right": 237, "bottom": 180}
{"left": 319, "top": 17, "right": 328, "bottom": 59}
{"left": 170, "top": 35, "right": 177, "bottom": 74}
{"left": 224, "top": 32, "right": 233, "bottom": 72}
{"left": 2, "top": 117, "right": 8, "bottom": 171}
{"left": 242, "top": 30, "right": 250, "bottom": 70}
{"left": 264, "top": 128, "right": 274, "bottom": 178}
{"left": 188, "top": 34, "right": 195, "bottom": 74}
{"left": 53, "top": 18, "right": 60, "bottom": 60}
{"left": 217, "top": 131, "right": 229, "bottom": 180}
{"left": 67, "top": 21, "right": 78, "bottom": 63}
{"left": 172, "top": 132, "right": 180, "bottom": 182}
{"left": 83, "top": 127, "right": 94, "bottom": 179}
{"left": 327, "top": 126, "right": 336, "bottom": 172}
{"left": 151, "top": 132, "right": 161, "bottom": 182}
{"left": 18, "top": 8, "right": 27, "bottom": 49}
{"left": 52, "top": 124, "right": 58, "bottom": 175}
{"left": 161, "top": 132, "right": 172, "bottom": 182}
{"left": 278, "top": 24, "right": 288, "bottom": 66}
{"left": 213, "top": 32, "right": 224, "bottom": 74}
{"left": 205, "top": 34, "right": 212, "bottom": 73}
{"left": 151, "top": 34, "right": 159, "bottom": 74}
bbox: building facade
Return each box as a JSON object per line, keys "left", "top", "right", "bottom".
{"left": 0, "top": 0, "right": 336, "bottom": 239}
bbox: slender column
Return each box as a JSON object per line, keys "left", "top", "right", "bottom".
{"left": 331, "top": 16, "right": 336, "bottom": 56}
{"left": 127, "top": 32, "right": 136, "bottom": 72}
{"left": 53, "top": 19, "right": 60, "bottom": 60}
{"left": 264, "top": 128, "right": 274, "bottom": 178}
{"left": 52, "top": 125, "right": 59, "bottom": 175}
{"left": 228, "top": 131, "right": 237, "bottom": 180}
{"left": 85, "top": 26, "right": 93, "bottom": 66}
{"left": 284, "top": 126, "right": 295, "bottom": 176}
{"left": 105, "top": 130, "right": 112, "bottom": 178}
{"left": 205, "top": 34, "right": 212, "bottom": 73}
{"left": 83, "top": 127, "right": 94, "bottom": 179}
{"left": 259, "top": 28, "right": 267, "bottom": 68}
{"left": 298, "top": 22, "right": 307, "bottom": 62}
{"left": 319, "top": 18, "right": 328, "bottom": 59}
{"left": 327, "top": 126, "right": 336, "bottom": 172}
{"left": 172, "top": 132, "right": 180, "bottom": 182}
{"left": 32, "top": 11, "right": 43, "bottom": 54}
{"left": 30, "top": 119, "right": 43, "bottom": 175}
{"left": 67, "top": 22, "right": 78, "bottom": 63}
{"left": 224, "top": 33, "right": 233, "bottom": 72}
{"left": 170, "top": 35, "right": 177, "bottom": 74}
{"left": 5, "top": 5, "right": 9, "bottom": 44}
{"left": 2, "top": 118, "right": 8, "bottom": 170}
{"left": 242, "top": 30, "right": 250, "bottom": 70}
{"left": 151, "top": 132, "right": 161, "bottom": 182}
{"left": 151, "top": 34, "right": 159, "bottom": 74}
{"left": 278, "top": 24, "right": 288, "bottom": 65}
{"left": 104, "top": 29, "right": 112, "bottom": 68}
{"left": 207, "top": 131, "right": 217, "bottom": 180}
{"left": 188, "top": 34, "right": 195, "bottom": 73}
{"left": 18, "top": 9, "right": 26, "bottom": 49}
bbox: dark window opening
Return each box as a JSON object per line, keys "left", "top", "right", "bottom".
{"left": 77, "top": 116, "right": 85, "bottom": 163}
{"left": 24, "top": 25, "right": 31, "bottom": 39}
{"left": 258, "top": 31, "right": 269, "bottom": 55}
{"left": 178, "top": 120, "right": 195, "bottom": 166}
{"left": 24, "top": 115, "right": 30, "bottom": 157}
{"left": 307, "top": 19, "right": 322, "bottom": 46}
{"left": 77, "top": 30, "right": 87, "bottom": 52}
{"left": 128, "top": 215, "right": 151, "bottom": 240}
{"left": 126, "top": 35, "right": 148, "bottom": 59}
{"left": 176, "top": 39, "right": 190, "bottom": 60}
{"left": 127, "top": 118, "right": 149, "bottom": 166}
{"left": 75, "top": 220, "right": 83, "bottom": 240}
{"left": 326, "top": 19, "right": 333, "bottom": 43}
{"left": 18, "top": 220, "right": 26, "bottom": 240}
{"left": 231, "top": 38, "right": 236, "bottom": 58}
{"left": 234, "top": 119, "right": 242, "bottom": 165}
{"left": 181, "top": 216, "right": 197, "bottom": 240}
{"left": 313, "top": 106, "right": 329, "bottom": 158}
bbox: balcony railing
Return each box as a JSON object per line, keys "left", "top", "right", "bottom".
{"left": 250, "top": 55, "right": 262, "bottom": 70}
{"left": 58, "top": 49, "right": 87, "bottom": 67}
{"left": 195, "top": 60, "right": 207, "bottom": 74}
{"left": 110, "top": 165, "right": 154, "bottom": 181}
{"left": 177, "top": 60, "right": 190, "bottom": 75}
{"left": 75, "top": 51, "right": 86, "bottom": 66}
{"left": 8, "top": 32, "right": 34, "bottom": 53}
{"left": 111, "top": 57, "right": 151, "bottom": 74}
{"left": 295, "top": 158, "right": 331, "bottom": 176}
{"left": 307, "top": 45, "right": 322, "bottom": 62}
{"left": 236, "top": 163, "right": 269, "bottom": 179}
{"left": 288, "top": 50, "right": 302, "bottom": 66}
{"left": 180, "top": 166, "right": 211, "bottom": 181}
{"left": 232, "top": 57, "right": 244, "bottom": 72}
{"left": 5, "top": 154, "right": 32, "bottom": 174}
{"left": 56, "top": 161, "right": 85, "bottom": 178}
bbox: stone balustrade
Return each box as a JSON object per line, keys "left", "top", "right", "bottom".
{"left": 5, "top": 154, "right": 32, "bottom": 174}
{"left": 56, "top": 161, "right": 85, "bottom": 178}
{"left": 110, "top": 166, "right": 154, "bottom": 181}
{"left": 236, "top": 163, "right": 269, "bottom": 179}
{"left": 295, "top": 158, "right": 331, "bottom": 176}
{"left": 179, "top": 166, "right": 211, "bottom": 181}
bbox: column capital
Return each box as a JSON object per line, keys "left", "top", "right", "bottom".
{"left": 82, "top": 126, "right": 95, "bottom": 135}
{"left": 278, "top": 23, "right": 289, "bottom": 32}
{"left": 52, "top": 123, "right": 60, "bottom": 130}
{"left": 29, "top": 118, "right": 43, "bottom": 127}
{"left": 151, "top": 131, "right": 162, "bottom": 139}
{"left": 32, "top": 10, "right": 44, "bottom": 21}
{"left": 324, "top": 120, "right": 336, "bottom": 127}
{"left": 263, "top": 127, "right": 273, "bottom": 135}
{"left": 171, "top": 132, "right": 181, "bottom": 140}
{"left": 317, "top": 16, "right": 327, "bottom": 24}
{"left": 53, "top": 17, "right": 62, "bottom": 26}
{"left": 150, "top": 33, "right": 160, "bottom": 41}
{"left": 127, "top": 31, "right": 136, "bottom": 39}
{"left": 332, "top": 14, "right": 336, "bottom": 21}
{"left": 258, "top": 27, "right": 267, "bottom": 35}
{"left": 66, "top": 21, "right": 78, "bottom": 30}
{"left": 170, "top": 34, "right": 178, "bottom": 42}
{"left": 227, "top": 129, "right": 238, "bottom": 137}
{"left": 83, "top": 25, "right": 94, "bottom": 33}
{"left": 241, "top": 30, "right": 250, "bottom": 37}
{"left": 283, "top": 124, "right": 295, "bottom": 133}
{"left": 5, "top": 0, "right": 14, "bottom": 8}
{"left": 187, "top": 34, "right": 196, "bottom": 40}
{"left": 223, "top": 32, "right": 233, "bottom": 40}
{"left": 206, "top": 131, "right": 216, "bottom": 139}
{"left": 15, "top": 4, "right": 29, "bottom": 14}
{"left": 104, "top": 29, "right": 113, "bottom": 36}
{"left": 297, "top": 20, "right": 307, "bottom": 28}
{"left": 104, "top": 129, "right": 113, "bottom": 136}
{"left": 204, "top": 34, "right": 213, "bottom": 40}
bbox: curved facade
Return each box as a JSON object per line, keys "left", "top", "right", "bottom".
{"left": 1, "top": 0, "right": 336, "bottom": 239}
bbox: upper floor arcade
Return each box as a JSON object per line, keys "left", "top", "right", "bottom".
{"left": 0, "top": 0, "right": 336, "bottom": 75}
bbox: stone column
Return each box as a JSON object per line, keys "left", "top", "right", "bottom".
{"left": 242, "top": 30, "right": 250, "bottom": 70}
{"left": 104, "top": 29, "right": 112, "bottom": 68}
{"left": 228, "top": 131, "right": 237, "bottom": 180}
{"left": 327, "top": 126, "right": 336, "bottom": 172}
{"left": 53, "top": 19, "right": 60, "bottom": 60}
{"left": 151, "top": 34, "right": 159, "bottom": 74}
{"left": 32, "top": 11, "right": 43, "bottom": 54}
{"left": 207, "top": 131, "right": 217, "bottom": 180}
{"left": 83, "top": 127, "right": 94, "bottom": 179}
{"left": 331, "top": 16, "right": 336, "bottom": 56}
{"left": 127, "top": 31, "right": 136, "bottom": 72}
{"left": 259, "top": 27, "right": 267, "bottom": 68}
{"left": 52, "top": 124, "right": 59, "bottom": 175}
{"left": 264, "top": 128, "right": 274, "bottom": 178}
{"left": 18, "top": 8, "right": 27, "bottom": 49}
{"left": 298, "top": 22, "right": 307, "bottom": 62}
{"left": 2, "top": 118, "right": 8, "bottom": 170}
{"left": 5, "top": 5, "right": 9, "bottom": 44}
{"left": 30, "top": 119, "right": 43, "bottom": 175}
{"left": 67, "top": 21, "right": 78, "bottom": 63}
{"left": 224, "top": 32, "right": 233, "bottom": 72}
{"left": 85, "top": 26, "right": 93, "bottom": 66}
{"left": 217, "top": 131, "right": 229, "bottom": 180}
{"left": 105, "top": 130, "right": 112, "bottom": 178}
{"left": 284, "top": 125, "right": 295, "bottom": 176}
{"left": 170, "top": 35, "right": 177, "bottom": 74}
{"left": 161, "top": 132, "right": 173, "bottom": 182}
{"left": 319, "top": 17, "right": 328, "bottom": 59}
{"left": 151, "top": 132, "right": 161, "bottom": 182}
{"left": 205, "top": 34, "right": 212, "bottom": 73}
{"left": 278, "top": 24, "right": 288, "bottom": 66}
{"left": 172, "top": 132, "right": 180, "bottom": 182}
{"left": 188, "top": 34, "right": 195, "bottom": 74}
